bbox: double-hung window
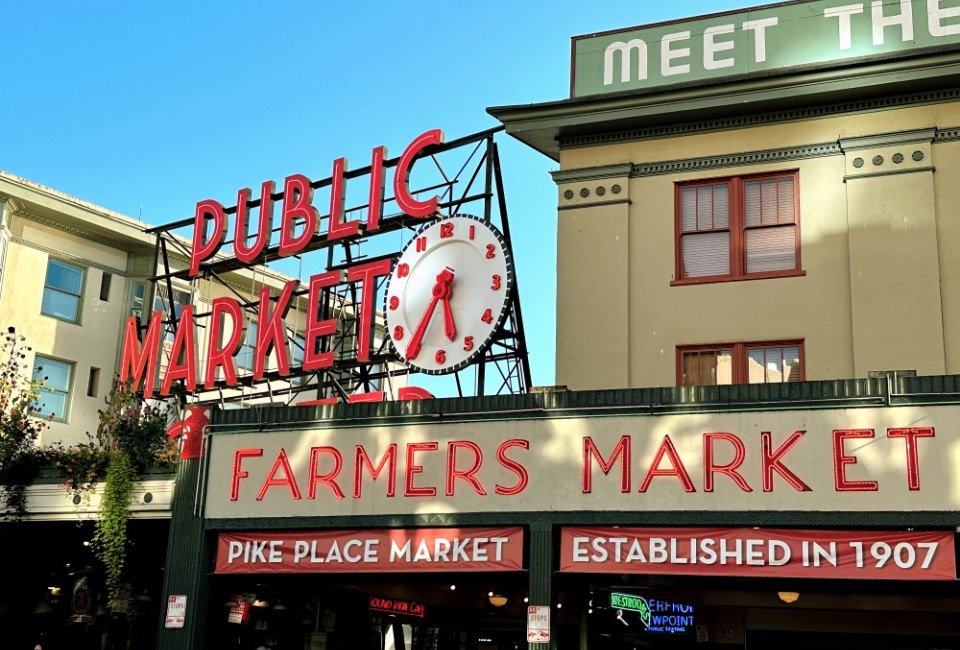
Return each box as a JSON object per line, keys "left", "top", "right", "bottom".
{"left": 41, "top": 259, "right": 84, "bottom": 322}
{"left": 676, "top": 172, "right": 801, "bottom": 283}
{"left": 679, "top": 341, "right": 803, "bottom": 386}
{"left": 32, "top": 355, "right": 74, "bottom": 422}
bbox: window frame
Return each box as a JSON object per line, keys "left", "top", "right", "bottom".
{"left": 32, "top": 354, "right": 75, "bottom": 423}
{"left": 673, "top": 171, "right": 804, "bottom": 285}
{"left": 677, "top": 340, "right": 805, "bottom": 386}
{"left": 41, "top": 258, "right": 85, "bottom": 324}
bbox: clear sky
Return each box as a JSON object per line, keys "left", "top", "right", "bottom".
{"left": 1, "top": 0, "right": 744, "bottom": 390}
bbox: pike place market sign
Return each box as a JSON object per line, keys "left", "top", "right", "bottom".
{"left": 205, "top": 404, "right": 960, "bottom": 518}
{"left": 573, "top": 0, "right": 960, "bottom": 97}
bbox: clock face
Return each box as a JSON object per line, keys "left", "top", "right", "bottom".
{"left": 384, "top": 215, "right": 513, "bottom": 374}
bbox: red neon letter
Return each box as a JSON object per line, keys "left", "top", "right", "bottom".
{"left": 354, "top": 444, "right": 397, "bottom": 498}
{"left": 231, "top": 448, "right": 263, "bottom": 501}
{"left": 833, "top": 429, "right": 878, "bottom": 491}
{"left": 233, "top": 181, "right": 274, "bottom": 264}
{"left": 638, "top": 435, "right": 696, "bottom": 493}
{"left": 887, "top": 427, "right": 935, "bottom": 491}
{"left": 308, "top": 446, "right": 345, "bottom": 500}
{"left": 257, "top": 449, "right": 302, "bottom": 501}
{"left": 346, "top": 259, "right": 392, "bottom": 362}
{"left": 398, "top": 386, "right": 435, "bottom": 400}
{"left": 495, "top": 439, "right": 529, "bottom": 496}
{"left": 189, "top": 199, "right": 226, "bottom": 277}
{"left": 405, "top": 442, "right": 439, "bottom": 497}
{"left": 327, "top": 157, "right": 359, "bottom": 241}
{"left": 160, "top": 305, "right": 197, "bottom": 396}
{"left": 303, "top": 270, "right": 342, "bottom": 371}
{"left": 583, "top": 436, "right": 631, "bottom": 493}
{"left": 446, "top": 441, "right": 486, "bottom": 496}
{"left": 253, "top": 279, "right": 299, "bottom": 380}
{"left": 703, "top": 432, "right": 752, "bottom": 492}
{"left": 347, "top": 391, "right": 384, "bottom": 404}
{"left": 761, "top": 430, "right": 812, "bottom": 492}
{"left": 366, "top": 145, "right": 387, "bottom": 232}
{"left": 118, "top": 311, "right": 163, "bottom": 397}
{"left": 278, "top": 173, "right": 318, "bottom": 257}
{"left": 393, "top": 129, "right": 444, "bottom": 217}
{"left": 204, "top": 297, "right": 245, "bottom": 388}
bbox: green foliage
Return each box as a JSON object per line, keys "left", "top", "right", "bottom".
{"left": 91, "top": 383, "right": 177, "bottom": 603}
{"left": 0, "top": 327, "right": 49, "bottom": 519}
{"left": 46, "top": 435, "right": 111, "bottom": 502}
{"left": 93, "top": 450, "right": 137, "bottom": 603}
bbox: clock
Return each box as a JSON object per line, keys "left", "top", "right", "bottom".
{"left": 384, "top": 215, "right": 514, "bottom": 374}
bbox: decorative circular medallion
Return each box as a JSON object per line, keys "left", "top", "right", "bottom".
{"left": 384, "top": 216, "right": 514, "bottom": 375}
{"left": 611, "top": 184, "right": 622, "bottom": 194}
{"left": 852, "top": 157, "right": 864, "bottom": 168}
{"left": 596, "top": 186, "right": 606, "bottom": 196}
{"left": 872, "top": 155, "right": 884, "bottom": 166}
{"left": 579, "top": 188, "right": 590, "bottom": 198}
{"left": 913, "top": 150, "right": 925, "bottom": 162}
{"left": 892, "top": 153, "right": 904, "bottom": 164}
{"left": 563, "top": 189, "right": 574, "bottom": 200}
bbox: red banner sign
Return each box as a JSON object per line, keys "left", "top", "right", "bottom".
{"left": 215, "top": 527, "right": 523, "bottom": 574}
{"left": 560, "top": 527, "right": 956, "bottom": 580}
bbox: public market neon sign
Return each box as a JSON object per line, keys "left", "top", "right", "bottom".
{"left": 119, "top": 129, "right": 444, "bottom": 399}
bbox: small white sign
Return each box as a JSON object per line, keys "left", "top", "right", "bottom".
{"left": 165, "top": 594, "right": 187, "bottom": 629}
{"left": 527, "top": 605, "right": 550, "bottom": 643}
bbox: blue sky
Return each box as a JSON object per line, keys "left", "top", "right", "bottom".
{"left": 2, "top": 0, "right": 743, "bottom": 390}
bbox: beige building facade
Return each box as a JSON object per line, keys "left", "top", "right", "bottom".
{"left": 492, "top": 0, "right": 960, "bottom": 392}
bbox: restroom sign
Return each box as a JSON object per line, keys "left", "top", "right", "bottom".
{"left": 527, "top": 605, "right": 550, "bottom": 643}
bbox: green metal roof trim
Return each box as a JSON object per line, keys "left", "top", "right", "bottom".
{"left": 209, "top": 375, "right": 960, "bottom": 432}
{"left": 488, "top": 49, "right": 960, "bottom": 159}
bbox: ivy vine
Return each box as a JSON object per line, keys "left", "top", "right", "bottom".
{"left": 93, "top": 449, "right": 137, "bottom": 603}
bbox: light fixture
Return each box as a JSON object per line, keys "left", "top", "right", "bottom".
{"left": 616, "top": 610, "right": 629, "bottom": 626}
{"left": 252, "top": 598, "right": 270, "bottom": 608}
{"left": 488, "top": 593, "right": 508, "bottom": 607}
{"left": 777, "top": 591, "right": 800, "bottom": 604}
{"left": 272, "top": 601, "right": 286, "bottom": 611}
{"left": 449, "top": 584, "right": 456, "bottom": 591}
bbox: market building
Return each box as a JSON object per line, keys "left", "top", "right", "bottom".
{"left": 157, "top": 2, "right": 960, "bottom": 649}
{"left": 7, "top": 1, "right": 960, "bottom": 649}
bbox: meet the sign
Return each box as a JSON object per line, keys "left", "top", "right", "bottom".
{"left": 573, "top": 0, "right": 960, "bottom": 97}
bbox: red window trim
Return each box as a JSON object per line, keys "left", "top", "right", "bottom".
{"left": 676, "top": 340, "right": 805, "bottom": 386}
{"left": 673, "top": 171, "right": 802, "bottom": 285}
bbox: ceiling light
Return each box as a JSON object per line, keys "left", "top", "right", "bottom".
{"left": 449, "top": 584, "right": 456, "bottom": 591}
{"left": 488, "top": 594, "right": 508, "bottom": 607}
{"left": 778, "top": 591, "right": 800, "bottom": 604}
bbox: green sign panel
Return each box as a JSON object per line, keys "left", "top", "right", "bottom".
{"left": 572, "top": 0, "right": 960, "bottom": 97}
{"left": 610, "top": 592, "right": 651, "bottom": 627}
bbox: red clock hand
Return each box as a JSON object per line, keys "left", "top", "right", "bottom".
{"left": 441, "top": 276, "right": 456, "bottom": 341}
{"left": 405, "top": 268, "right": 455, "bottom": 360}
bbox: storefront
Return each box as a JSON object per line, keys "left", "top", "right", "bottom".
{"left": 156, "top": 378, "right": 960, "bottom": 649}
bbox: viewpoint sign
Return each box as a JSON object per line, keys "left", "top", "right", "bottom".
{"left": 572, "top": 0, "right": 960, "bottom": 97}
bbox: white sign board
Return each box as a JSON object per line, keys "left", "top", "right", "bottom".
{"left": 527, "top": 605, "right": 550, "bottom": 643}
{"left": 165, "top": 594, "right": 187, "bottom": 629}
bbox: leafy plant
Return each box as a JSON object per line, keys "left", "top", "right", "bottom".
{"left": 47, "top": 435, "right": 110, "bottom": 503}
{"left": 92, "top": 383, "right": 176, "bottom": 603}
{"left": 93, "top": 449, "right": 138, "bottom": 603}
{"left": 0, "top": 327, "right": 49, "bottom": 518}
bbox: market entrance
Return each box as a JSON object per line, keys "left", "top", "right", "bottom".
{"left": 207, "top": 571, "right": 528, "bottom": 650}
{"left": 554, "top": 575, "right": 960, "bottom": 650}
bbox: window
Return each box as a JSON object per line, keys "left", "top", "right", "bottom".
{"left": 87, "top": 367, "right": 101, "bottom": 398}
{"left": 676, "top": 172, "right": 800, "bottom": 283}
{"left": 32, "top": 355, "right": 73, "bottom": 422}
{"left": 99, "top": 272, "right": 112, "bottom": 301}
{"left": 237, "top": 322, "right": 257, "bottom": 372}
{"left": 41, "top": 259, "right": 84, "bottom": 322}
{"left": 129, "top": 282, "right": 146, "bottom": 319}
{"left": 679, "top": 341, "right": 803, "bottom": 386}
{"left": 154, "top": 285, "right": 191, "bottom": 342}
